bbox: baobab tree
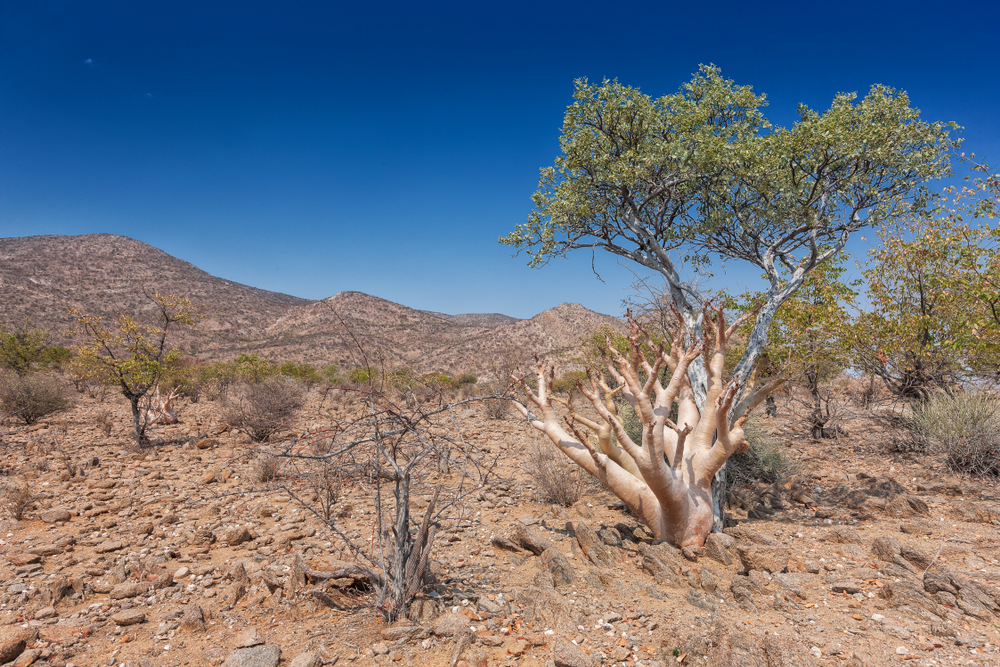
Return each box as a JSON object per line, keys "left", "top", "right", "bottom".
{"left": 502, "top": 65, "right": 959, "bottom": 545}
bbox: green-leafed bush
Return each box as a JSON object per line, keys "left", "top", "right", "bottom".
{"left": 551, "top": 370, "right": 588, "bottom": 395}
{"left": 726, "top": 416, "right": 797, "bottom": 489}
{"left": 234, "top": 354, "right": 277, "bottom": 384}
{"left": 279, "top": 361, "right": 321, "bottom": 387}
{"left": 348, "top": 367, "right": 378, "bottom": 386}
{"left": 910, "top": 391, "right": 1000, "bottom": 476}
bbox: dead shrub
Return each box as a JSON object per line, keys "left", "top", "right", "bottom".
{"left": 0, "top": 373, "right": 74, "bottom": 425}
{"left": 94, "top": 410, "right": 114, "bottom": 437}
{"left": 910, "top": 391, "right": 1000, "bottom": 476}
{"left": 223, "top": 379, "right": 304, "bottom": 442}
{"left": 527, "top": 441, "right": 584, "bottom": 506}
{"left": 2, "top": 480, "right": 38, "bottom": 520}
{"left": 251, "top": 455, "right": 280, "bottom": 484}
{"left": 482, "top": 395, "right": 510, "bottom": 420}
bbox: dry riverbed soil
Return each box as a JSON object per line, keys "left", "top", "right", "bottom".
{"left": 2, "top": 389, "right": 1000, "bottom": 667}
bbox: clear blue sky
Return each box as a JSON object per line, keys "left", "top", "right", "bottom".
{"left": 1, "top": 1, "right": 997, "bottom": 318}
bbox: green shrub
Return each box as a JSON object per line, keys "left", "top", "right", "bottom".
{"left": 910, "top": 391, "right": 1000, "bottom": 476}
{"left": 551, "top": 370, "right": 587, "bottom": 395}
{"left": 278, "top": 361, "right": 321, "bottom": 387}
{"left": 453, "top": 373, "right": 477, "bottom": 387}
{"left": 348, "top": 367, "right": 378, "bottom": 386}
{"left": 38, "top": 346, "right": 73, "bottom": 371}
{"left": 0, "top": 323, "right": 49, "bottom": 376}
{"left": 726, "top": 416, "right": 797, "bottom": 489}
{"left": 0, "top": 373, "right": 74, "bottom": 425}
{"left": 234, "top": 354, "right": 276, "bottom": 383}
{"left": 319, "top": 364, "right": 343, "bottom": 385}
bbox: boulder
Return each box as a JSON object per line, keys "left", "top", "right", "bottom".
{"left": 0, "top": 626, "right": 35, "bottom": 664}
{"left": 704, "top": 533, "right": 734, "bottom": 566}
{"left": 736, "top": 546, "right": 790, "bottom": 574}
{"left": 39, "top": 508, "right": 72, "bottom": 523}
{"left": 573, "top": 522, "right": 613, "bottom": 567}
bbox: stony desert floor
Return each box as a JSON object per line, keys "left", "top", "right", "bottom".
{"left": 2, "top": 386, "right": 1000, "bottom": 667}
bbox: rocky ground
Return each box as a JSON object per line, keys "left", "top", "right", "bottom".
{"left": 2, "top": 388, "right": 1000, "bottom": 667}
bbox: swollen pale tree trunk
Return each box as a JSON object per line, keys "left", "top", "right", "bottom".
{"left": 515, "top": 307, "right": 782, "bottom": 547}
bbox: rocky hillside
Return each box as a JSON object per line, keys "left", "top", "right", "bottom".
{"left": 0, "top": 234, "right": 621, "bottom": 374}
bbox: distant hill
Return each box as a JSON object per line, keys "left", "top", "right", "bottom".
{"left": 0, "top": 234, "right": 622, "bottom": 375}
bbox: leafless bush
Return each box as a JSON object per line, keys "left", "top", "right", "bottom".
{"left": 482, "top": 396, "right": 511, "bottom": 420}
{"left": 94, "top": 410, "right": 114, "bottom": 437}
{"left": 0, "top": 373, "right": 74, "bottom": 425}
{"left": 223, "top": 379, "right": 304, "bottom": 442}
{"left": 910, "top": 391, "right": 1000, "bottom": 476}
{"left": 271, "top": 379, "right": 498, "bottom": 622}
{"left": 527, "top": 441, "right": 584, "bottom": 506}
{"left": 251, "top": 455, "right": 280, "bottom": 484}
{"left": 2, "top": 480, "right": 38, "bottom": 520}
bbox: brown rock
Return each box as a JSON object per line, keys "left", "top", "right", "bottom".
{"left": 573, "top": 522, "right": 613, "bottom": 567}
{"left": 181, "top": 604, "right": 207, "bottom": 632}
{"left": 196, "top": 438, "right": 217, "bottom": 450}
{"left": 39, "top": 508, "right": 72, "bottom": 523}
{"left": 885, "top": 494, "right": 930, "bottom": 518}
{"left": 111, "top": 608, "right": 146, "bottom": 626}
{"left": 200, "top": 470, "right": 216, "bottom": 484}
{"left": 870, "top": 536, "right": 902, "bottom": 562}
{"left": 725, "top": 525, "right": 778, "bottom": 545}
{"left": 7, "top": 552, "right": 42, "bottom": 566}
{"left": 94, "top": 540, "right": 124, "bottom": 553}
{"left": 737, "top": 546, "right": 790, "bottom": 574}
{"left": 221, "top": 526, "right": 253, "bottom": 546}
{"left": 513, "top": 524, "right": 554, "bottom": 556}
{"left": 540, "top": 548, "right": 576, "bottom": 589}
{"left": 433, "top": 612, "right": 470, "bottom": 637}
{"left": 0, "top": 626, "right": 36, "bottom": 664}
{"left": 827, "top": 526, "right": 862, "bottom": 544}
{"left": 553, "top": 639, "right": 596, "bottom": 667}
{"left": 638, "top": 543, "right": 683, "bottom": 587}
{"left": 288, "top": 653, "right": 323, "bottom": 667}
{"left": 109, "top": 582, "right": 148, "bottom": 599}
{"left": 704, "top": 533, "right": 734, "bottom": 566}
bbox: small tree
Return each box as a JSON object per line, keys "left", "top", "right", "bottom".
{"left": 0, "top": 321, "right": 50, "bottom": 376}
{"left": 503, "top": 66, "right": 958, "bottom": 544}
{"left": 730, "top": 255, "right": 859, "bottom": 438}
{"left": 71, "top": 292, "right": 199, "bottom": 444}
{"left": 853, "top": 160, "right": 1000, "bottom": 398}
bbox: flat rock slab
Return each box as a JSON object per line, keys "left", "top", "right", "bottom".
{"left": 0, "top": 626, "right": 36, "bottom": 664}
{"left": 111, "top": 609, "right": 146, "bottom": 626}
{"left": 94, "top": 540, "right": 124, "bottom": 553}
{"left": 223, "top": 645, "right": 281, "bottom": 667}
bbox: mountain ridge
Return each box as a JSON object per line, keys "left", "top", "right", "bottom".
{"left": 0, "top": 234, "right": 622, "bottom": 374}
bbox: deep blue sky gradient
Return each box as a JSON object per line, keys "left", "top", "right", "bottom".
{"left": 1, "top": 1, "right": 998, "bottom": 317}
